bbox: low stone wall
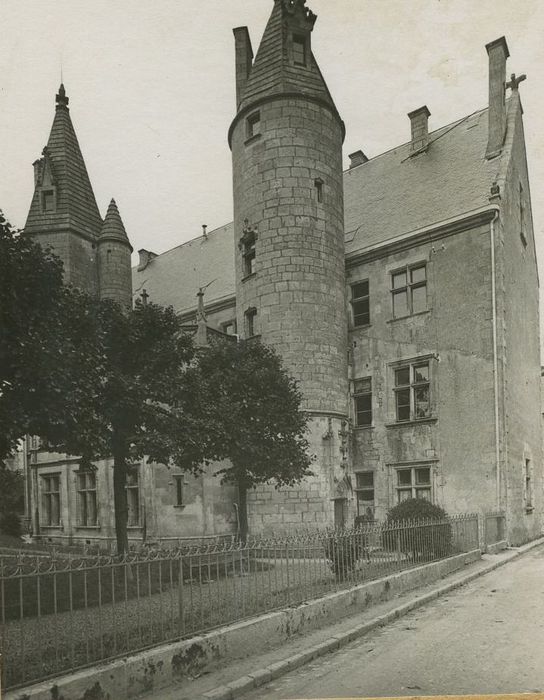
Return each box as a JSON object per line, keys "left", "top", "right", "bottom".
{"left": 7, "top": 549, "right": 480, "bottom": 700}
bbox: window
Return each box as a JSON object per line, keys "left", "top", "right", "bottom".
{"left": 396, "top": 466, "right": 431, "bottom": 502}
{"left": 394, "top": 361, "right": 430, "bottom": 422}
{"left": 351, "top": 281, "right": 369, "bottom": 327}
{"left": 174, "top": 475, "right": 185, "bottom": 507}
{"left": 41, "top": 189, "right": 55, "bottom": 212}
{"left": 242, "top": 232, "right": 256, "bottom": 277}
{"left": 314, "top": 178, "right": 323, "bottom": 203}
{"left": 221, "top": 319, "right": 237, "bottom": 336}
{"left": 245, "top": 307, "right": 257, "bottom": 337}
{"left": 292, "top": 34, "right": 306, "bottom": 66}
{"left": 524, "top": 459, "right": 533, "bottom": 511}
{"left": 41, "top": 474, "right": 61, "bottom": 526}
{"left": 126, "top": 470, "right": 140, "bottom": 527}
{"left": 246, "top": 111, "right": 261, "bottom": 140}
{"left": 353, "top": 377, "right": 372, "bottom": 426}
{"left": 355, "top": 471, "right": 375, "bottom": 518}
{"left": 77, "top": 472, "right": 98, "bottom": 526}
{"left": 391, "top": 263, "right": 427, "bottom": 318}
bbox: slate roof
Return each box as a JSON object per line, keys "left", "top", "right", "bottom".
{"left": 24, "top": 85, "right": 103, "bottom": 240}
{"left": 100, "top": 199, "right": 132, "bottom": 250}
{"left": 238, "top": 0, "right": 337, "bottom": 115}
{"left": 344, "top": 104, "right": 503, "bottom": 255}
{"left": 132, "top": 99, "right": 518, "bottom": 314}
{"left": 132, "top": 223, "right": 235, "bottom": 314}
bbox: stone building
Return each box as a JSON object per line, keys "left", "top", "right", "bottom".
{"left": 24, "top": 0, "right": 541, "bottom": 546}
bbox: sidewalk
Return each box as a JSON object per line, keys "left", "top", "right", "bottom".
{"left": 148, "top": 539, "right": 544, "bottom": 700}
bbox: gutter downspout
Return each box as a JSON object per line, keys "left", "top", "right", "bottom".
{"left": 490, "top": 210, "right": 501, "bottom": 510}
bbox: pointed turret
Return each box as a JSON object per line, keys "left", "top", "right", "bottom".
{"left": 24, "top": 85, "right": 103, "bottom": 293}
{"left": 97, "top": 199, "right": 133, "bottom": 309}
{"left": 230, "top": 0, "right": 342, "bottom": 139}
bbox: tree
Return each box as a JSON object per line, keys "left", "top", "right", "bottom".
{"left": 0, "top": 210, "right": 98, "bottom": 462}
{"left": 184, "top": 338, "right": 314, "bottom": 542}
{"left": 45, "top": 298, "right": 203, "bottom": 554}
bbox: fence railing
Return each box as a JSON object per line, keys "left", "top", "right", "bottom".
{"left": 0, "top": 514, "right": 479, "bottom": 690}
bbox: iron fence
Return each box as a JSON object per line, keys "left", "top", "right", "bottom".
{"left": 1, "top": 513, "right": 479, "bottom": 690}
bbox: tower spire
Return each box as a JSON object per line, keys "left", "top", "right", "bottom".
{"left": 56, "top": 83, "right": 69, "bottom": 110}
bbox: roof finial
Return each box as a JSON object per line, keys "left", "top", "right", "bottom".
{"left": 506, "top": 72, "right": 526, "bottom": 91}
{"left": 56, "top": 83, "right": 69, "bottom": 110}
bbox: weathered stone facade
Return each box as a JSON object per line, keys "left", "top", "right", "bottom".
{"left": 21, "top": 1, "right": 542, "bottom": 546}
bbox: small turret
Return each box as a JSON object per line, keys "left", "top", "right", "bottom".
{"left": 97, "top": 198, "right": 133, "bottom": 309}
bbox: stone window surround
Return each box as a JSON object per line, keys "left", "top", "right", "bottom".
{"left": 395, "top": 464, "right": 432, "bottom": 502}
{"left": 76, "top": 471, "right": 99, "bottom": 528}
{"left": 387, "top": 353, "right": 437, "bottom": 425}
{"left": 390, "top": 261, "right": 428, "bottom": 319}
{"left": 41, "top": 472, "right": 62, "bottom": 528}
{"left": 353, "top": 376, "right": 372, "bottom": 427}
{"left": 350, "top": 279, "right": 370, "bottom": 328}
{"left": 354, "top": 470, "right": 375, "bottom": 518}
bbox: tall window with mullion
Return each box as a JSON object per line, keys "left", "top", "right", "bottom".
{"left": 355, "top": 471, "right": 375, "bottom": 518}
{"left": 41, "top": 474, "right": 61, "bottom": 526}
{"left": 391, "top": 263, "right": 427, "bottom": 318}
{"left": 394, "top": 362, "right": 430, "bottom": 422}
{"left": 77, "top": 471, "right": 98, "bottom": 526}
{"left": 396, "top": 466, "right": 431, "bottom": 502}
{"left": 350, "top": 281, "right": 370, "bottom": 327}
{"left": 126, "top": 469, "right": 140, "bottom": 527}
{"left": 354, "top": 377, "right": 372, "bottom": 426}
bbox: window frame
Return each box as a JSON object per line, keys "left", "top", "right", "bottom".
{"left": 350, "top": 280, "right": 370, "bottom": 327}
{"left": 41, "top": 189, "right": 56, "bottom": 213}
{"left": 524, "top": 458, "right": 534, "bottom": 511}
{"left": 390, "top": 262, "right": 427, "bottom": 319}
{"left": 221, "top": 319, "right": 237, "bottom": 336}
{"left": 174, "top": 474, "right": 185, "bottom": 508}
{"left": 244, "top": 307, "right": 257, "bottom": 338}
{"left": 242, "top": 232, "right": 256, "bottom": 278}
{"left": 354, "top": 471, "right": 375, "bottom": 519}
{"left": 41, "top": 473, "right": 61, "bottom": 527}
{"left": 76, "top": 471, "right": 98, "bottom": 527}
{"left": 126, "top": 469, "right": 141, "bottom": 527}
{"left": 353, "top": 377, "right": 372, "bottom": 427}
{"left": 395, "top": 465, "right": 432, "bottom": 503}
{"left": 394, "top": 361, "right": 431, "bottom": 423}
{"left": 292, "top": 33, "right": 307, "bottom": 66}
{"left": 246, "top": 111, "right": 261, "bottom": 141}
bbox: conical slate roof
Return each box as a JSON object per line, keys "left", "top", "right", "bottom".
{"left": 24, "top": 84, "right": 103, "bottom": 240}
{"left": 99, "top": 198, "right": 132, "bottom": 250}
{"left": 237, "top": 0, "right": 337, "bottom": 116}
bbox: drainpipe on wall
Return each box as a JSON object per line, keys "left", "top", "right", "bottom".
{"left": 490, "top": 209, "right": 501, "bottom": 510}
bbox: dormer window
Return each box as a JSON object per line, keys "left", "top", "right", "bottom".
{"left": 246, "top": 111, "right": 261, "bottom": 140}
{"left": 292, "top": 34, "right": 307, "bottom": 66}
{"left": 41, "top": 189, "right": 55, "bottom": 212}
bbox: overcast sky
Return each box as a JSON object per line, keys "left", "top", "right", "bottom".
{"left": 1, "top": 0, "right": 543, "bottom": 270}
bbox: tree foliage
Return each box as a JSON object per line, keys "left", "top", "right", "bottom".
{"left": 184, "top": 338, "right": 314, "bottom": 540}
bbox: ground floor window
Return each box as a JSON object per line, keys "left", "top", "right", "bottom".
{"left": 126, "top": 470, "right": 140, "bottom": 526}
{"left": 77, "top": 472, "right": 98, "bottom": 526}
{"left": 174, "top": 474, "right": 185, "bottom": 507}
{"left": 41, "top": 474, "right": 61, "bottom": 526}
{"left": 355, "top": 471, "right": 375, "bottom": 519}
{"left": 524, "top": 458, "right": 533, "bottom": 511}
{"left": 396, "top": 466, "right": 431, "bottom": 502}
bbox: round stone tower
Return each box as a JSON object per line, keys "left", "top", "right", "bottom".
{"left": 97, "top": 198, "right": 133, "bottom": 309}
{"left": 229, "top": 0, "right": 350, "bottom": 531}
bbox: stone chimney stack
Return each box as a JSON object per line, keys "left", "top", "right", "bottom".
{"left": 408, "top": 106, "right": 431, "bottom": 153}
{"left": 485, "top": 36, "right": 510, "bottom": 159}
{"left": 233, "top": 27, "right": 253, "bottom": 109}
{"left": 348, "top": 150, "right": 368, "bottom": 168}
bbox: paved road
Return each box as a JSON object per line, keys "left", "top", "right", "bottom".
{"left": 244, "top": 547, "right": 544, "bottom": 698}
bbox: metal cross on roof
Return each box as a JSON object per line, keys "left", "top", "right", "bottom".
{"left": 140, "top": 289, "right": 149, "bottom": 306}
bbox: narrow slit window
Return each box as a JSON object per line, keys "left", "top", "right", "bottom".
{"left": 246, "top": 111, "right": 261, "bottom": 140}
{"left": 245, "top": 307, "right": 257, "bottom": 337}
{"left": 353, "top": 377, "right": 372, "bottom": 426}
{"left": 314, "top": 178, "right": 323, "bottom": 203}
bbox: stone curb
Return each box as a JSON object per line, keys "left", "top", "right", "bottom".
{"left": 198, "top": 537, "right": 544, "bottom": 700}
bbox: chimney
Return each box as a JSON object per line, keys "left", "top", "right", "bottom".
{"left": 137, "top": 248, "right": 158, "bottom": 271}
{"left": 408, "top": 106, "right": 431, "bottom": 153}
{"left": 348, "top": 150, "right": 368, "bottom": 169}
{"left": 233, "top": 27, "right": 253, "bottom": 109}
{"left": 485, "top": 36, "right": 510, "bottom": 159}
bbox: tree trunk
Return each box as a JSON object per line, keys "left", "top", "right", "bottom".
{"left": 112, "top": 431, "right": 129, "bottom": 556}
{"left": 238, "top": 478, "right": 249, "bottom": 545}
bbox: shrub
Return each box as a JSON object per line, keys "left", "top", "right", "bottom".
{"left": 323, "top": 530, "right": 365, "bottom": 580}
{"left": 0, "top": 511, "right": 22, "bottom": 537}
{"left": 382, "top": 498, "right": 452, "bottom": 561}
